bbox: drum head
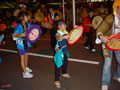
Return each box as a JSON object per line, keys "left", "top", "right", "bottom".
{"left": 92, "top": 16, "right": 103, "bottom": 30}
{"left": 34, "top": 11, "right": 44, "bottom": 22}
{"left": 26, "top": 25, "right": 42, "bottom": 43}
{"left": 68, "top": 26, "right": 84, "bottom": 45}
{"left": 41, "top": 22, "right": 53, "bottom": 29}
{"left": 56, "top": 10, "right": 63, "bottom": 20}
{"left": 106, "top": 34, "right": 120, "bottom": 51}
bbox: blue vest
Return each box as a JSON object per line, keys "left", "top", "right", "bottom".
{"left": 14, "top": 23, "right": 31, "bottom": 50}
{"left": 56, "top": 30, "right": 69, "bottom": 55}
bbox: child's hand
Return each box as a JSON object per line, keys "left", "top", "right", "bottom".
{"left": 20, "top": 32, "right": 26, "bottom": 37}
{"left": 63, "top": 34, "right": 69, "bottom": 39}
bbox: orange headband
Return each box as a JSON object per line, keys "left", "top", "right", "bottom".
{"left": 113, "top": 0, "right": 120, "bottom": 15}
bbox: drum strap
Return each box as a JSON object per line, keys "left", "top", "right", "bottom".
{"left": 113, "top": 15, "right": 115, "bottom": 34}
{"left": 21, "top": 23, "right": 28, "bottom": 50}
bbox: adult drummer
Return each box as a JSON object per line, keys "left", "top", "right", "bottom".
{"left": 13, "top": 12, "right": 33, "bottom": 78}
{"left": 96, "top": 0, "right": 120, "bottom": 90}
{"left": 49, "top": 6, "right": 59, "bottom": 53}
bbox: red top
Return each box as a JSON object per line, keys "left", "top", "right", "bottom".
{"left": 82, "top": 17, "right": 93, "bottom": 33}
{"left": 0, "top": 24, "right": 7, "bottom": 31}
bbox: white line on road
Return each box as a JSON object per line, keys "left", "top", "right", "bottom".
{"left": 0, "top": 48, "right": 100, "bottom": 65}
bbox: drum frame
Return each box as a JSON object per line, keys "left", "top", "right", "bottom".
{"left": 106, "top": 35, "right": 120, "bottom": 51}
{"left": 26, "top": 25, "right": 42, "bottom": 43}
{"left": 68, "top": 25, "right": 84, "bottom": 45}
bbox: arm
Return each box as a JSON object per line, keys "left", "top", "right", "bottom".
{"left": 99, "top": 35, "right": 109, "bottom": 43}
{"left": 13, "top": 24, "right": 26, "bottom": 38}
{"left": 14, "top": 32, "right": 26, "bottom": 38}
{"left": 56, "top": 33, "right": 69, "bottom": 40}
{"left": 96, "top": 15, "right": 113, "bottom": 43}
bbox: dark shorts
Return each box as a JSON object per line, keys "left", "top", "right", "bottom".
{"left": 18, "top": 49, "right": 29, "bottom": 55}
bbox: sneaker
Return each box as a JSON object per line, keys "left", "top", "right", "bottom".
{"left": 55, "top": 81, "right": 61, "bottom": 88}
{"left": 62, "top": 74, "right": 71, "bottom": 78}
{"left": 113, "top": 77, "right": 120, "bottom": 83}
{"left": 91, "top": 49, "right": 96, "bottom": 52}
{"left": 26, "top": 67, "right": 32, "bottom": 73}
{"left": 23, "top": 72, "right": 33, "bottom": 78}
{"left": 101, "top": 85, "right": 108, "bottom": 90}
{"left": 84, "top": 46, "right": 89, "bottom": 49}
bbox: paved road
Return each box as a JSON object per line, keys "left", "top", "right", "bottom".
{"left": 0, "top": 35, "right": 120, "bottom": 90}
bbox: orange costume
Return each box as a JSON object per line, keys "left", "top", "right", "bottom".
{"left": 42, "top": 14, "right": 53, "bottom": 24}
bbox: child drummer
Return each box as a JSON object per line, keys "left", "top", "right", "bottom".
{"left": 13, "top": 12, "right": 33, "bottom": 78}
{"left": 54, "top": 21, "right": 70, "bottom": 88}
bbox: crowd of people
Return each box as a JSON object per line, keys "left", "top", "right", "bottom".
{"left": 0, "top": 0, "right": 120, "bottom": 90}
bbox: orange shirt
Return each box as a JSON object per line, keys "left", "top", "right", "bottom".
{"left": 42, "top": 14, "right": 53, "bottom": 24}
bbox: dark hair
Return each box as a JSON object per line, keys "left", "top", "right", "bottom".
{"left": 87, "top": 8, "right": 95, "bottom": 13}
{"left": 49, "top": 6, "right": 55, "bottom": 10}
{"left": 18, "top": 11, "right": 28, "bottom": 19}
{"left": 58, "top": 21, "right": 65, "bottom": 27}
{"left": 17, "top": 12, "right": 28, "bottom": 23}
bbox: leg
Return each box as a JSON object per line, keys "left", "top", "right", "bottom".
{"left": 24, "top": 53, "right": 29, "bottom": 68}
{"left": 55, "top": 65, "right": 61, "bottom": 81}
{"left": 50, "top": 28, "right": 57, "bottom": 52}
{"left": 20, "top": 52, "right": 33, "bottom": 78}
{"left": 20, "top": 55, "right": 26, "bottom": 73}
{"left": 102, "top": 51, "right": 113, "bottom": 85}
{"left": 84, "top": 33, "right": 89, "bottom": 47}
{"left": 41, "top": 27, "right": 47, "bottom": 36}
{"left": 55, "top": 64, "right": 61, "bottom": 88}
{"left": 62, "top": 55, "right": 68, "bottom": 74}
{"left": 89, "top": 30, "right": 94, "bottom": 49}
{"left": 114, "top": 51, "right": 120, "bottom": 78}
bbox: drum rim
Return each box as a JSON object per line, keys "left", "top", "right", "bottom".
{"left": 41, "top": 22, "right": 53, "bottom": 29}
{"left": 92, "top": 16, "right": 103, "bottom": 30}
{"left": 34, "top": 12, "right": 45, "bottom": 22}
{"left": 105, "top": 35, "right": 120, "bottom": 51}
{"left": 68, "top": 25, "right": 84, "bottom": 45}
{"left": 26, "top": 25, "right": 42, "bottom": 43}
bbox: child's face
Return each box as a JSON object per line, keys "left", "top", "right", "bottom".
{"left": 21, "top": 15, "right": 28, "bottom": 23}
{"left": 49, "top": 8, "right": 53, "bottom": 13}
{"left": 89, "top": 12, "right": 94, "bottom": 17}
{"left": 59, "top": 24, "right": 66, "bottom": 31}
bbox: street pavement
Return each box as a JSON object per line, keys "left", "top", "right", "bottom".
{"left": 0, "top": 33, "right": 120, "bottom": 90}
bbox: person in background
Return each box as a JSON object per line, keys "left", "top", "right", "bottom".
{"left": 82, "top": 9, "right": 96, "bottom": 52}
{"left": 76, "top": 6, "right": 83, "bottom": 25}
{"left": 0, "top": 17, "right": 7, "bottom": 45}
{"left": 40, "top": 5, "right": 48, "bottom": 36}
{"left": 88, "top": 2, "right": 94, "bottom": 10}
{"left": 0, "top": 34, "right": 4, "bottom": 45}
{"left": 49, "top": 6, "right": 59, "bottom": 54}
{"left": 98, "top": 5, "right": 108, "bottom": 18}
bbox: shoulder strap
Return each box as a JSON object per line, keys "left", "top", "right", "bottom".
{"left": 113, "top": 15, "right": 115, "bottom": 34}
